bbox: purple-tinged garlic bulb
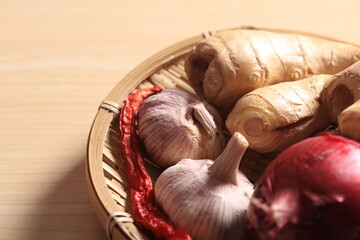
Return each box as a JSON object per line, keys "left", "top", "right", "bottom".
{"left": 137, "top": 88, "right": 225, "bottom": 168}
{"left": 154, "top": 132, "right": 254, "bottom": 240}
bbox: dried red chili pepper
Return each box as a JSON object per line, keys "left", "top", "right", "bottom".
{"left": 119, "top": 86, "right": 191, "bottom": 240}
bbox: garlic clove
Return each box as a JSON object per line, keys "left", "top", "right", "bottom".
{"left": 137, "top": 88, "right": 225, "bottom": 168}
{"left": 154, "top": 132, "right": 254, "bottom": 240}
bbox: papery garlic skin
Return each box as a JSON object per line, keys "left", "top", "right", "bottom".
{"left": 137, "top": 88, "right": 225, "bottom": 168}
{"left": 154, "top": 132, "right": 254, "bottom": 240}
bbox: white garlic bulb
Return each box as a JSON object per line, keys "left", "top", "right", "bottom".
{"left": 137, "top": 88, "right": 225, "bottom": 168}
{"left": 154, "top": 132, "right": 254, "bottom": 240}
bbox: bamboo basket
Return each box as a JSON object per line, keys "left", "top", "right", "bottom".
{"left": 86, "top": 26, "right": 359, "bottom": 240}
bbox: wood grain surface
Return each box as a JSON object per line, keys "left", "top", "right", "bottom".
{"left": 1, "top": 0, "right": 360, "bottom": 239}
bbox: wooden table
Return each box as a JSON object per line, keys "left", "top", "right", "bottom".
{"left": 1, "top": 1, "right": 359, "bottom": 239}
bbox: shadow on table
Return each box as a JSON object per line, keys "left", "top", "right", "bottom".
{"left": 28, "top": 159, "right": 107, "bottom": 240}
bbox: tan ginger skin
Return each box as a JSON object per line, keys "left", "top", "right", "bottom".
{"left": 321, "top": 61, "right": 360, "bottom": 142}
{"left": 226, "top": 75, "right": 332, "bottom": 153}
{"left": 226, "top": 61, "right": 360, "bottom": 153}
{"left": 185, "top": 29, "right": 360, "bottom": 113}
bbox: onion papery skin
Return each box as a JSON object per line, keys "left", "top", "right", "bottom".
{"left": 247, "top": 133, "right": 360, "bottom": 240}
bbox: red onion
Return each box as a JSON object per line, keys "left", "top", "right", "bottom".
{"left": 247, "top": 133, "right": 360, "bottom": 240}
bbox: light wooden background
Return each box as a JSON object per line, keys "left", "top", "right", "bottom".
{"left": 1, "top": 0, "right": 360, "bottom": 239}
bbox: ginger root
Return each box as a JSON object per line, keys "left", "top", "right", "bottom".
{"left": 338, "top": 101, "right": 360, "bottom": 141}
{"left": 227, "top": 61, "right": 360, "bottom": 153}
{"left": 226, "top": 75, "right": 332, "bottom": 153}
{"left": 321, "top": 61, "right": 360, "bottom": 142}
{"left": 185, "top": 29, "right": 360, "bottom": 113}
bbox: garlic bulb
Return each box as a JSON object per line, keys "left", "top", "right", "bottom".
{"left": 137, "top": 87, "right": 225, "bottom": 168}
{"left": 154, "top": 132, "right": 254, "bottom": 240}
